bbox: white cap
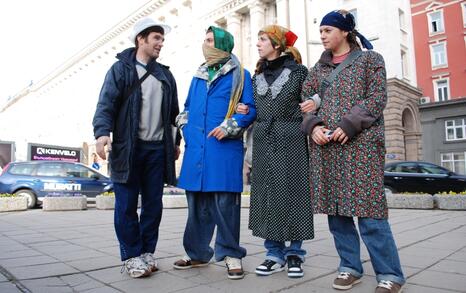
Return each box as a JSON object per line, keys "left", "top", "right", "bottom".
{"left": 129, "top": 17, "right": 171, "bottom": 44}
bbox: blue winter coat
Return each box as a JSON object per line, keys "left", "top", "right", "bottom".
{"left": 177, "top": 61, "right": 256, "bottom": 192}
{"left": 92, "top": 48, "right": 180, "bottom": 184}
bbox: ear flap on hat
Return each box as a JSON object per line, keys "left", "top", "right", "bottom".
{"left": 284, "top": 31, "right": 298, "bottom": 47}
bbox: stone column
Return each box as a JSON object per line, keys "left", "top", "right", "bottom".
{"left": 275, "top": 0, "right": 289, "bottom": 27}
{"left": 226, "top": 12, "right": 243, "bottom": 59}
{"left": 248, "top": 1, "right": 266, "bottom": 70}
{"left": 288, "top": 0, "right": 308, "bottom": 65}
{"left": 385, "top": 124, "right": 406, "bottom": 161}
{"left": 177, "top": 1, "right": 199, "bottom": 69}
{"left": 178, "top": 1, "right": 193, "bottom": 31}
{"left": 405, "top": 132, "right": 422, "bottom": 161}
{"left": 385, "top": 78, "right": 423, "bottom": 162}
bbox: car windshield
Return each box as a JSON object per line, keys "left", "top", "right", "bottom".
{"left": 64, "top": 163, "right": 98, "bottom": 179}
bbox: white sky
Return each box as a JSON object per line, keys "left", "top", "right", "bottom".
{"left": 0, "top": 0, "right": 150, "bottom": 103}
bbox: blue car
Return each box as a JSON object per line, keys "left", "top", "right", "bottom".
{"left": 0, "top": 161, "right": 113, "bottom": 208}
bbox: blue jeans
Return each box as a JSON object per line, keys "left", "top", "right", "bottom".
{"left": 183, "top": 192, "right": 247, "bottom": 262}
{"left": 328, "top": 215, "right": 405, "bottom": 285}
{"left": 113, "top": 141, "right": 165, "bottom": 261}
{"left": 264, "top": 240, "right": 306, "bottom": 265}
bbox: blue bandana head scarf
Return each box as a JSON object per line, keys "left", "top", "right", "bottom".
{"left": 320, "top": 10, "right": 373, "bottom": 50}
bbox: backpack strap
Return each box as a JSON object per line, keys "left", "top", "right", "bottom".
{"left": 320, "top": 50, "right": 362, "bottom": 98}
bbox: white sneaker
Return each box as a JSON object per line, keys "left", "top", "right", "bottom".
{"left": 141, "top": 253, "right": 158, "bottom": 272}
{"left": 123, "top": 256, "right": 151, "bottom": 278}
{"left": 255, "top": 259, "right": 286, "bottom": 276}
{"left": 224, "top": 256, "right": 244, "bottom": 280}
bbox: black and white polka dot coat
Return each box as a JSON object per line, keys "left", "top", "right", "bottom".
{"left": 248, "top": 64, "right": 314, "bottom": 241}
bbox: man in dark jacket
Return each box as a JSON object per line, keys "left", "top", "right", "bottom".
{"left": 92, "top": 17, "right": 180, "bottom": 278}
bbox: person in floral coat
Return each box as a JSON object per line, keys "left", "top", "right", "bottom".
{"left": 301, "top": 10, "right": 405, "bottom": 293}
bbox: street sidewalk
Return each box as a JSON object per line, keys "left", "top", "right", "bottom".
{"left": 0, "top": 207, "right": 465, "bottom": 293}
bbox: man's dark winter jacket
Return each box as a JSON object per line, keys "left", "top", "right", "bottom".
{"left": 92, "top": 48, "right": 180, "bottom": 185}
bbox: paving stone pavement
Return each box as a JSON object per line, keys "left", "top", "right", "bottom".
{"left": 0, "top": 207, "right": 465, "bottom": 293}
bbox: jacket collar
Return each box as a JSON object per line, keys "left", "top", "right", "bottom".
{"left": 317, "top": 48, "right": 362, "bottom": 68}
{"left": 194, "top": 58, "right": 236, "bottom": 83}
{"left": 116, "top": 47, "right": 169, "bottom": 83}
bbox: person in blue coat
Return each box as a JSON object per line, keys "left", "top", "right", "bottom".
{"left": 92, "top": 18, "right": 180, "bottom": 278}
{"left": 173, "top": 26, "right": 256, "bottom": 280}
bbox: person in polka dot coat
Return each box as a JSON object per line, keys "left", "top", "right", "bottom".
{"left": 300, "top": 10, "right": 405, "bottom": 293}
{"left": 242, "top": 25, "right": 318, "bottom": 278}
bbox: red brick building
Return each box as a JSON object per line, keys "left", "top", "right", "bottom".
{"left": 411, "top": 0, "right": 466, "bottom": 103}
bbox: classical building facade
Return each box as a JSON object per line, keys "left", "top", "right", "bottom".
{"left": 0, "top": 0, "right": 422, "bottom": 166}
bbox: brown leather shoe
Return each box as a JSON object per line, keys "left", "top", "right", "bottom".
{"left": 375, "top": 280, "right": 402, "bottom": 293}
{"left": 173, "top": 256, "right": 209, "bottom": 270}
{"left": 332, "top": 272, "right": 362, "bottom": 290}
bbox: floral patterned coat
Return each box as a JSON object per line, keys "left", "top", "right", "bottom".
{"left": 301, "top": 49, "right": 388, "bottom": 219}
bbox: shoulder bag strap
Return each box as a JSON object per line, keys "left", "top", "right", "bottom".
{"left": 123, "top": 60, "right": 155, "bottom": 101}
{"left": 320, "top": 50, "right": 362, "bottom": 98}
{"left": 115, "top": 60, "right": 155, "bottom": 114}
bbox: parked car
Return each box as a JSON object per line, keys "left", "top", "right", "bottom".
{"left": 384, "top": 161, "right": 466, "bottom": 194}
{"left": 0, "top": 161, "right": 113, "bottom": 208}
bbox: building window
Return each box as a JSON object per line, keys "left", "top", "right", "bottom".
{"left": 441, "top": 152, "right": 466, "bottom": 175}
{"left": 401, "top": 49, "right": 408, "bottom": 79}
{"left": 435, "top": 79, "right": 449, "bottom": 102}
{"left": 445, "top": 118, "right": 466, "bottom": 141}
{"left": 431, "top": 42, "right": 447, "bottom": 67}
{"left": 428, "top": 10, "right": 444, "bottom": 34}
{"left": 398, "top": 8, "right": 406, "bottom": 31}
{"left": 462, "top": 3, "right": 466, "bottom": 27}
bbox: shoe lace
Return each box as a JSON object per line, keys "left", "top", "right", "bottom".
{"left": 225, "top": 256, "right": 241, "bottom": 269}
{"left": 337, "top": 272, "right": 351, "bottom": 280}
{"left": 262, "top": 259, "right": 276, "bottom": 267}
{"left": 126, "top": 257, "right": 148, "bottom": 270}
{"left": 378, "top": 280, "right": 394, "bottom": 290}
{"left": 287, "top": 256, "right": 302, "bottom": 266}
{"left": 142, "top": 253, "right": 154, "bottom": 262}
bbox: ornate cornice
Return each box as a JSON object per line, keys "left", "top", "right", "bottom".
{"left": 387, "top": 78, "right": 422, "bottom": 96}
{"left": 202, "top": 0, "right": 250, "bottom": 20}
{"left": 2, "top": 0, "right": 168, "bottom": 112}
